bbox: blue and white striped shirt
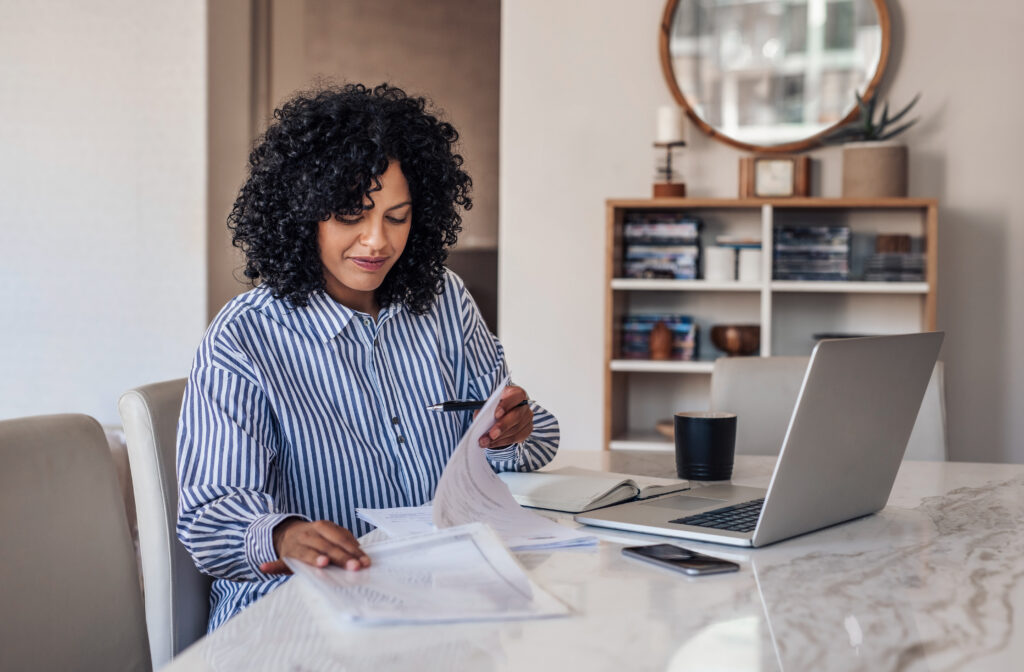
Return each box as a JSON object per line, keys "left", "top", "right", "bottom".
{"left": 176, "top": 270, "right": 559, "bottom": 630}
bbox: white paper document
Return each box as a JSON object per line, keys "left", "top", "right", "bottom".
{"left": 430, "top": 375, "right": 596, "bottom": 549}
{"left": 358, "top": 374, "right": 595, "bottom": 551}
{"left": 356, "top": 505, "right": 434, "bottom": 538}
{"left": 357, "top": 503, "right": 594, "bottom": 551}
{"left": 286, "top": 523, "right": 569, "bottom": 624}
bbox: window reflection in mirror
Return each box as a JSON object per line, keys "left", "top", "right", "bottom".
{"left": 666, "top": 0, "right": 887, "bottom": 150}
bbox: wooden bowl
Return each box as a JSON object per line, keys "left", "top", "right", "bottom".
{"left": 655, "top": 419, "right": 674, "bottom": 439}
{"left": 710, "top": 324, "right": 761, "bottom": 356}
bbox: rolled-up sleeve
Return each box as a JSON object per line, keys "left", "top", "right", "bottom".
{"left": 176, "top": 358, "right": 306, "bottom": 582}
{"left": 457, "top": 278, "right": 560, "bottom": 473}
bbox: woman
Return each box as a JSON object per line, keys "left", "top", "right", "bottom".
{"left": 177, "top": 83, "right": 559, "bottom": 630}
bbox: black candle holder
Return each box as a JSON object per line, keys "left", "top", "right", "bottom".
{"left": 653, "top": 141, "right": 687, "bottom": 197}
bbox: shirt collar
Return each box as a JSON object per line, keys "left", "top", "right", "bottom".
{"left": 261, "top": 288, "right": 403, "bottom": 343}
{"left": 297, "top": 290, "right": 359, "bottom": 342}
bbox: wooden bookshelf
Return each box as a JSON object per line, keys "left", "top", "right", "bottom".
{"left": 604, "top": 197, "right": 938, "bottom": 451}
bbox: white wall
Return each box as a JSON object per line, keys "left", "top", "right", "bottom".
{"left": 0, "top": 0, "right": 207, "bottom": 426}
{"left": 500, "top": 0, "right": 1024, "bottom": 463}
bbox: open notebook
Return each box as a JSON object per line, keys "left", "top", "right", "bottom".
{"left": 497, "top": 467, "right": 689, "bottom": 513}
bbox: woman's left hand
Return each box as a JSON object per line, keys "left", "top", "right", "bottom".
{"left": 478, "top": 385, "right": 533, "bottom": 449}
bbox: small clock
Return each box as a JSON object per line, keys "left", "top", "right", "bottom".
{"left": 755, "top": 159, "right": 795, "bottom": 196}
{"left": 739, "top": 155, "right": 810, "bottom": 198}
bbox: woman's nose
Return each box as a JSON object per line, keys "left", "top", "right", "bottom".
{"left": 359, "top": 215, "right": 387, "bottom": 249}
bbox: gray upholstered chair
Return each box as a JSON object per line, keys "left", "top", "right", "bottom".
{"left": 119, "top": 379, "right": 211, "bottom": 669}
{"left": 0, "top": 414, "right": 151, "bottom": 671}
{"left": 710, "top": 356, "right": 947, "bottom": 461}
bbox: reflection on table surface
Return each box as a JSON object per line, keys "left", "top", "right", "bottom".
{"left": 167, "top": 453, "right": 1024, "bottom": 672}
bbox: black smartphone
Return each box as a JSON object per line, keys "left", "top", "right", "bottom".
{"left": 621, "top": 544, "right": 740, "bottom": 576}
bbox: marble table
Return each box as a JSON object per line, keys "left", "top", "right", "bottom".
{"left": 164, "top": 452, "right": 1024, "bottom": 672}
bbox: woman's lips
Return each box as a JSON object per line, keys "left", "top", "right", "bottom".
{"left": 349, "top": 256, "right": 388, "bottom": 271}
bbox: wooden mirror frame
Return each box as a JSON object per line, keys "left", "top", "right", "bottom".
{"left": 659, "top": 0, "right": 892, "bottom": 153}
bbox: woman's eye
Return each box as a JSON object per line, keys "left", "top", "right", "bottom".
{"left": 386, "top": 215, "right": 409, "bottom": 224}
{"left": 338, "top": 215, "right": 362, "bottom": 224}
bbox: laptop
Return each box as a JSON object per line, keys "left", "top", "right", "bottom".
{"left": 576, "top": 332, "right": 944, "bottom": 548}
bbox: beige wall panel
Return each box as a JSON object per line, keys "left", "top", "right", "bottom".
{"left": 267, "top": 0, "right": 499, "bottom": 249}
{"left": 207, "top": 0, "right": 254, "bottom": 319}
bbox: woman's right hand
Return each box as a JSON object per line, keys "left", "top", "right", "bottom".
{"left": 258, "top": 518, "right": 371, "bottom": 574}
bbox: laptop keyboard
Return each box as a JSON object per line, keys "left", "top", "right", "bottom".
{"left": 670, "top": 498, "right": 765, "bottom": 533}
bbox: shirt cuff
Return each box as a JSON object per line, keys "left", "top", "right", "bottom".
{"left": 484, "top": 443, "right": 520, "bottom": 469}
{"left": 244, "top": 512, "right": 309, "bottom": 577}
{"left": 484, "top": 443, "right": 518, "bottom": 459}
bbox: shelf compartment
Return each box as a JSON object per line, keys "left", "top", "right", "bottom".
{"left": 770, "top": 292, "right": 925, "bottom": 356}
{"left": 610, "top": 359, "right": 715, "bottom": 373}
{"left": 611, "top": 279, "right": 762, "bottom": 292}
{"left": 622, "top": 291, "right": 762, "bottom": 361}
{"left": 771, "top": 281, "right": 929, "bottom": 294}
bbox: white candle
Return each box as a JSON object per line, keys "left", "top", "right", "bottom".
{"left": 656, "top": 105, "right": 686, "bottom": 144}
{"left": 704, "top": 247, "right": 736, "bottom": 282}
{"left": 737, "top": 248, "right": 763, "bottom": 283}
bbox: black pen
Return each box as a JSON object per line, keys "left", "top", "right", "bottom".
{"left": 426, "top": 398, "right": 532, "bottom": 412}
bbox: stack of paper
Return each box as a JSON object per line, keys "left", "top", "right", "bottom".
{"left": 286, "top": 523, "right": 569, "bottom": 624}
{"left": 358, "top": 374, "right": 596, "bottom": 551}
{"left": 288, "top": 377, "right": 586, "bottom": 625}
{"left": 356, "top": 504, "right": 595, "bottom": 551}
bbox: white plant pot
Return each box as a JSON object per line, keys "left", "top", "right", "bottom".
{"left": 842, "top": 141, "right": 908, "bottom": 198}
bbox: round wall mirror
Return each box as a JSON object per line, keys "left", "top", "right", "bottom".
{"left": 660, "top": 0, "right": 890, "bottom": 153}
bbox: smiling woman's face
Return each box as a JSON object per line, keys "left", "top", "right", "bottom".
{"left": 317, "top": 161, "right": 412, "bottom": 316}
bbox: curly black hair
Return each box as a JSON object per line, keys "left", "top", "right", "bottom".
{"left": 228, "top": 83, "right": 472, "bottom": 312}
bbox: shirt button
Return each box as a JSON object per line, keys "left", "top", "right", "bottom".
{"left": 363, "top": 318, "right": 371, "bottom": 326}
{"left": 391, "top": 416, "right": 400, "bottom": 424}
{"left": 396, "top": 436, "right": 406, "bottom": 444}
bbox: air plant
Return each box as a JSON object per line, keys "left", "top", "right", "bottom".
{"left": 824, "top": 92, "right": 921, "bottom": 144}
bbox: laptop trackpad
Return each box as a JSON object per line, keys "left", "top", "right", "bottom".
{"left": 641, "top": 494, "right": 728, "bottom": 511}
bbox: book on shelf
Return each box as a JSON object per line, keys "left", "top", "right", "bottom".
{"left": 849, "top": 233, "right": 926, "bottom": 282}
{"left": 623, "top": 260, "right": 698, "bottom": 280}
{"left": 774, "top": 225, "right": 851, "bottom": 281}
{"left": 624, "top": 244, "right": 699, "bottom": 279}
{"left": 623, "top": 212, "right": 702, "bottom": 242}
{"left": 622, "top": 212, "right": 702, "bottom": 279}
{"left": 715, "top": 234, "right": 762, "bottom": 249}
{"left": 863, "top": 252, "right": 925, "bottom": 282}
{"left": 497, "top": 466, "right": 690, "bottom": 513}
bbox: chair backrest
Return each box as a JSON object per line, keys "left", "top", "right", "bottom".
{"left": 119, "top": 379, "right": 211, "bottom": 668}
{"left": 710, "top": 356, "right": 947, "bottom": 461}
{"left": 0, "top": 414, "right": 151, "bottom": 672}
{"left": 904, "top": 361, "right": 947, "bottom": 460}
{"left": 710, "top": 356, "right": 810, "bottom": 456}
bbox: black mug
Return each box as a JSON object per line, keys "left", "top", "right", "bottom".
{"left": 674, "top": 411, "right": 737, "bottom": 480}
